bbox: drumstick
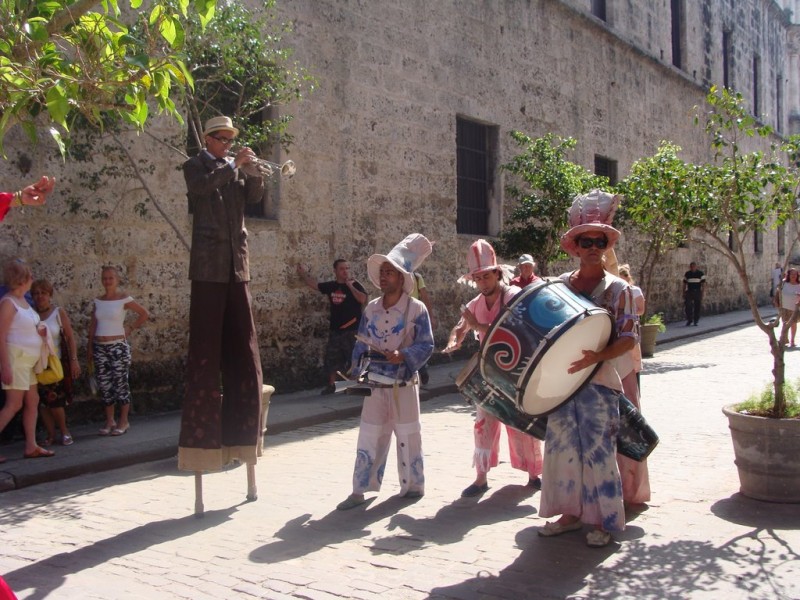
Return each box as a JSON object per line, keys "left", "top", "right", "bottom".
{"left": 355, "top": 334, "right": 387, "bottom": 356}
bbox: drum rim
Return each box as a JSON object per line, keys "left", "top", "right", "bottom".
{"left": 480, "top": 282, "right": 615, "bottom": 417}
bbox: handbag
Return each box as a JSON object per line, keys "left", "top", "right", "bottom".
{"left": 37, "top": 352, "right": 64, "bottom": 385}
{"left": 36, "top": 324, "right": 64, "bottom": 385}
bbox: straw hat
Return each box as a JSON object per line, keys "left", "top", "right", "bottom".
{"left": 203, "top": 116, "right": 239, "bottom": 137}
{"left": 367, "top": 233, "right": 433, "bottom": 294}
{"left": 560, "top": 189, "right": 622, "bottom": 257}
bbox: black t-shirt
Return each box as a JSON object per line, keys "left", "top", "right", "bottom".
{"left": 318, "top": 280, "right": 366, "bottom": 330}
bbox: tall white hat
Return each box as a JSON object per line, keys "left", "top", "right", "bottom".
{"left": 367, "top": 233, "right": 433, "bottom": 294}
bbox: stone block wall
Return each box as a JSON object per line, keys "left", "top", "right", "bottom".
{"left": 0, "top": 0, "right": 793, "bottom": 414}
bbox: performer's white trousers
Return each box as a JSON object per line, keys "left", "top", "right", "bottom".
{"left": 351, "top": 384, "right": 424, "bottom": 496}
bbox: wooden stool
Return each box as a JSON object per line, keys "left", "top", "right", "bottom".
{"left": 194, "top": 384, "right": 275, "bottom": 517}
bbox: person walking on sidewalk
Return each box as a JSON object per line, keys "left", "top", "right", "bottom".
{"left": 614, "top": 264, "right": 650, "bottom": 506}
{"left": 297, "top": 259, "right": 367, "bottom": 394}
{"left": 336, "top": 234, "right": 434, "bottom": 510}
{"left": 0, "top": 258, "right": 53, "bottom": 461}
{"left": 537, "top": 190, "right": 634, "bottom": 548}
{"left": 178, "top": 115, "right": 264, "bottom": 473}
{"left": 683, "top": 261, "right": 706, "bottom": 326}
{"left": 776, "top": 268, "right": 800, "bottom": 347}
{"left": 771, "top": 263, "right": 784, "bottom": 299}
{"left": 444, "top": 239, "right": 543, "bottom": 498}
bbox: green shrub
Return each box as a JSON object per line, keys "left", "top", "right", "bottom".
{"left": 645, "top": 313, "right": 667, "bottom": 333}
{"left": 737, "top": 379, "right": 800, "bottom": 418}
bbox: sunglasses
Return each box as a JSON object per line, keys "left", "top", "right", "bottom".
{"left": 577, "top": 237, "right": 609, "bottom": 249}
{"left": 210, "top": 135, "right": 235, "bottom": 145}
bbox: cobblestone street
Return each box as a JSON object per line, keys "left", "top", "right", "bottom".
{"left": 2, "top": 324, "right": 799, "bottom": 599}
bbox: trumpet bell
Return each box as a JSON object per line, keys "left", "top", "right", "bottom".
{"left": 234, "top": 154, "right": 297, "bottom": 179}
{"left": 279, "top": 160, "right": 296, "bottom": 178}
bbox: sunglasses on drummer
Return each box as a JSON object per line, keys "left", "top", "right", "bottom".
{"left": 577, "top": 236, "right": 609, "bottom": 249}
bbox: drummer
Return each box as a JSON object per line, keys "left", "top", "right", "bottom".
{"left": 537, "top": 190, "right": 635, "bottom": 548}
{"left": 445, "top": 239, "right": 543, "bottom": 498}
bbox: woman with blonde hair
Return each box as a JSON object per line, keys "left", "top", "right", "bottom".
{"left": 88, "top": 265, "right": 149, "bottom": 436}
{"left": 615, "top": 264, "right": 650, "bottom": 506}
{"left": 0, "top": 258, "right": 53, "bottom": 460}
{"left": 32, "top": 278, "right": 81, "bottom": 446}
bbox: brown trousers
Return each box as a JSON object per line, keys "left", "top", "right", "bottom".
{"left": 178, "top": 280, "right": 263, "bottom": 471}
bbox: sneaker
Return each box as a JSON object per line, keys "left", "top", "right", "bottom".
{"left": 320, "top": 385, "right": 336, "bottom": 395}
{"left": 527, "top": 477, "right": 542, "bottom": 490}
{"left": 461, "top": 482, "right": 489, "bottom": 497}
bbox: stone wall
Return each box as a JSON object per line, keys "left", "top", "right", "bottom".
{"left": 0, "top": 0, "right": 793, "bottom": 413}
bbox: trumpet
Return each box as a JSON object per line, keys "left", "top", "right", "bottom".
{"left": 229, "top": 150, "right": 296, "bottom": 179}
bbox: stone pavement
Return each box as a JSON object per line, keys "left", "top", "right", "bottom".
{"left": 1, "top": 308, "right": 799, "bottom": 599}
{"left": 0, "top": 307, "right": 774, "bottom": 494}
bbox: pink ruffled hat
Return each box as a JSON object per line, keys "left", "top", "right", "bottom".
{"left": 560, "top": 189, "right": 622, "bottom": 258}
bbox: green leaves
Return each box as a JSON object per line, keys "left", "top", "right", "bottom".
{"left": 496, "top": 132, "right": 605, "bottom": 274}
{"left": 0, "top": 0, "right": 219, "bottom": 155}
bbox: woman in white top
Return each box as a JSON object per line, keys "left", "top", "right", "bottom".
{"left": 88, "top": 266, "right": 149, "bottom": 436}
{"left": 777, "top": 268, "right": 800, "bottom": 347}
{"left": 615, "top": 264, "right": 651, "bottom": 506}
{"left": 32, "top": 279, "right": 81, "bottom": 446}
{"left": 0, "top": 258, "right": 53, "bottom": 460}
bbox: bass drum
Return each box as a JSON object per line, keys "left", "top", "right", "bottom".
{"left": 455, "top": 354, "right": 547, "bottom": 440}
{"left": 480, "top": 279, "right": 614, "bottom": 417}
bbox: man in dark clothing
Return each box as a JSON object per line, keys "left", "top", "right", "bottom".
{"left": 178, "top": 115, "right": 264, "bottom": 473}
{"left": 297, "top": 259, "right": 367, "bottom": 393}
{"left": 683, "top": 261, "right": 706, "bottom": 326}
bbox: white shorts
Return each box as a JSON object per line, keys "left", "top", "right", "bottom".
{"left": 2, "top": 345, "right": 39, "bottom": 391}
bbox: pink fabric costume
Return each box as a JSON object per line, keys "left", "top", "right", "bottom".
{"left": 467, "top": 285, "right": 543, "bottom": 478}
{"left": 0, "top": 193, "right": 15, "bottom": 222}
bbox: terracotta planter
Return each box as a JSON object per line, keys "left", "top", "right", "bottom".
{"left": 722, "top": 405, "right": 800, "bottom": 503}
{"left": 640, "top": 323, "right": 660, "bottom": 357}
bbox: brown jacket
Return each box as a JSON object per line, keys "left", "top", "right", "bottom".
{"left": 183, "top": 151, "right": 264, "bottom": 283}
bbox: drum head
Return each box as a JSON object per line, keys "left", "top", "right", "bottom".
{"left": 520, "top": 312, "right": 613, "bottom": 416}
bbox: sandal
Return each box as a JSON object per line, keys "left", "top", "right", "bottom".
{"left": 41, "top": 437, "right": 56, "bottom": 447}
{"left": 24, "top": 446, "right": 55, "bottom": 459}
{"left": 538, "top": 519, "right": 583, "bottom": 537}
{"left": 586, "top": 529, "right": 612, "bottom": 547}
{"left": 98, "top": 423, "right": 116, "bottom": 436}
{"left": 61, "top": 435, "right": 74, "bottom": 446}
{"left": 110, "top": 426, "right": 129, "bottom": 436}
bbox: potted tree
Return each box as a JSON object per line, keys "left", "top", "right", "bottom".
{"left": 656, "top": 87, "right": 800, "bottom": 502}
{"left": 615, "top": 142, "right": 694, "bottom": 313}
{"left": 639, "top": 313, "right": 666, "bottom": 358}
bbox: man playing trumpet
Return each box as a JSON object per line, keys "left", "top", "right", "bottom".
{"left": 178, "top": 116, "right": 265, "bottom": 473}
